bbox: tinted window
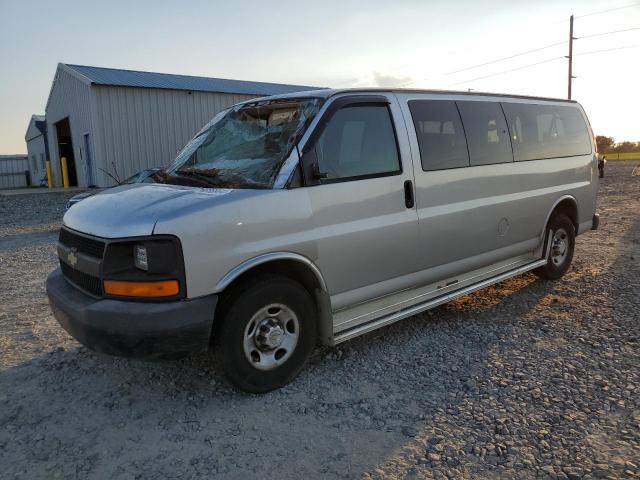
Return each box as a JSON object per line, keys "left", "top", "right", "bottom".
{"left": 315, "top": 105, "right": 400, "bottom": 180}
{"left": 457, "top": 101, "right": 513, "bottom": 166}
{"left": 408, "top": 100, "right": 470, "bottom": 171}
{"left": 502, "top": 103, "right": 592, "bottom": 161}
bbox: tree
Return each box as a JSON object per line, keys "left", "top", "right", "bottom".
{"left": 596, "top": 136, "right": 615, "bottom": 153}
{"left": 613, "top": 141, "right": 640, "bottom": 153}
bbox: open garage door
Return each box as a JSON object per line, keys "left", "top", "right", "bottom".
{"left": 55, "top": 118, "right": 78, "bottom": 187}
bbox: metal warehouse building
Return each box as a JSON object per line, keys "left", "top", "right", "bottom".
{"left": 45, "top": 63, "right": 317, "bottom": 187}
{"left": 25, "top": 115, "right": 49, "bottom": 186}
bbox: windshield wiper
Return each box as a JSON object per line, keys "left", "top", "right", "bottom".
{"left": 173, "top": 169, "right": 224, "bottom": 186}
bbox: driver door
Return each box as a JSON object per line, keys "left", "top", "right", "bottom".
{"left": 300, "top": 94, "right": 420, "bottom": 311}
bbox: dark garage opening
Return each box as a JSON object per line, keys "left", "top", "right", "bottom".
{"left": 55, "top": 118, "right": 78, "bottom": 186}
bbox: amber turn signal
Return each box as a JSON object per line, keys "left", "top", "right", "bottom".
{"left": 103, "top": 279, "right": 179, "bottom": 298}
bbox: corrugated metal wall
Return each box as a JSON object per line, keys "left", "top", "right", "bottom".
{"left": 93, "top": 87, "right": 255, "bottom": 186}
{"left": 0, "top": 155, "right": 29, "bottom": 189}
{"left": 45, "top": 68, "right": 96, "bottom": 187}
{"left": 26, "top": 136, "right": 48, "bottom": 186}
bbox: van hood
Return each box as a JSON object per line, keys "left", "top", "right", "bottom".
{"left": 62, "top": 183, "right": 267, "bottom": 238}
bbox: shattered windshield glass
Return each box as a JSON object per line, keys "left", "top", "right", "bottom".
{"left": 161, "top": 98, "right": 322, "bottom": 189}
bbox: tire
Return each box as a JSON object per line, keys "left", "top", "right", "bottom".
{"left": 534, "top": 213, "right": 575, "bottom": 280}
{"left": 215, "top": 275, "right": 317, "bottom": 393}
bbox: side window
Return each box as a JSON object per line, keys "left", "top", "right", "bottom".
{"left": 456, "top": 101, "right": 513, "bottom": 166}
{"left": 502, "top": 102, "right": 592, "bottom": 161}
{"left": 408, "top": 100, "right": 469, "bottom": 171}
{"left": 315, "top": 105, "right": 400, "bottom": 181}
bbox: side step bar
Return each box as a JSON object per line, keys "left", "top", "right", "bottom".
{"left": 332, "top": 257, "right": 548, "bottom": 345}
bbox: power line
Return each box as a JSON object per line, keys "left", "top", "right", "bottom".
{"left": 445, "top": 40, "right": 566, "bottom": 75}
{"left": 446, "top": 25, "right": 640, "bottom": 87}
{"left": 380, "top": 6, "right": 640, "bottom": 89}
{"left": 449, "top": 44, "right": 640, "bottom": 88}
{"left": 577, "top": 26, "right": 640, "bottom": 39}
{"left": 575, "top": 44, "right": 640, "bottom": 56}
{"left": 376, "top": 3, "right": 639, "bottom": 88}
{"left": 445, "top": 26, "right": 640, "bottom": 79}
{"left": 452, "top": 56, "right": 565, "bottom": 86}
{"left": 445, "top": 9, "right": 639, "bottom": 78}
{"left": 575, "top": 2, "right": 640, "bottom": 19}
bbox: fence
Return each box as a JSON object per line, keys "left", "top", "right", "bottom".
{"left": 0, "top": 155, "right": 30, "bottom": 189}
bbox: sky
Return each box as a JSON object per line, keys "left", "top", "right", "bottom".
{"left": 1, "top": 0, "right": 639, "bottom": 154}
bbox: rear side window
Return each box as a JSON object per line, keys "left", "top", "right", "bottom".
{"left": 502, "top": 103, "right": 592, "bottom": 161}
{"left": 315, "top": 105, "right": 400, "bottom": 181}
{"left": 408, "top": 100, "right": 470, "bottom": 171}
{"left": 456, "top": 101, "right": 513, "bottom": 166}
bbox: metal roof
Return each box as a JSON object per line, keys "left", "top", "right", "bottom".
{"left": 25, "top": 115, "right": 47, "bottom": 141}
{"left": 63, "top": 64, "right": 320, "bottom": 96}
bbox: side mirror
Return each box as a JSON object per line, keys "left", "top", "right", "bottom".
{"left": 299, "top": 147, "right": 327, "bottom": 185}
{"left": 311, "top": 162, "right": 328, "bottom": 180}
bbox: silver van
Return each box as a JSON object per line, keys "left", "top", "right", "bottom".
{"left": 46, "top": 89, "right": 600, "bottom": 392}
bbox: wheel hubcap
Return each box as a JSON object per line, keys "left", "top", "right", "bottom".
{"left": 255, "top": 318, "right": 285, "bottom": 349}
{"left": 243, "top": 304, "right": 299, "bottom": 371}
{"left": 551, "top": 228, "right": 569, "bottom": 265}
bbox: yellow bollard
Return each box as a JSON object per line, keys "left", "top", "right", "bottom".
{"left": 45, "top": 160, "right": 53, "bottom": 188}
{"left": 61, "top": 156, "right": 70, "bottom": 188}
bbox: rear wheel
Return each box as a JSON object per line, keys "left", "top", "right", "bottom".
{"left": 534, "top": 214, "right": 575, "bottom": 280}
{"left": 215, "top": 275, "right": 316, "bottom": 393}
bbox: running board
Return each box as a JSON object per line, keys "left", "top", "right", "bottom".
{"left": 332, "top": 258, "right": 548, "bottom": 345}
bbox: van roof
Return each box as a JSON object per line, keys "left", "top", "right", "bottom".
{"left": 254, "top": 88, "right": 577, "bottom": 104}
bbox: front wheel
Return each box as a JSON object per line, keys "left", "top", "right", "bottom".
{"left": 534, "top": 214, "right": 575, "bottom": 280}
{"left": 215, "top": 275, "right": 317, "bottom": 393}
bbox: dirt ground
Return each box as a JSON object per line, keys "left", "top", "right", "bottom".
{"left": 0, "top": 162, "right": 638, "bottom": 479}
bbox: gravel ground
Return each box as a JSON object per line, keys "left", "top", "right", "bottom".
{"left": 1, "top": 163, "right": 638, "bottom": 479}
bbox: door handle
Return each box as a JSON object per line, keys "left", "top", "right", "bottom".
{"left": 404, "top": 180, "right": 415, "bottom": 209}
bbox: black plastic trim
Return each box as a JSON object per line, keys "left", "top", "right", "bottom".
{"left": 499, "top": 102, "right": 516, "bottom": 163}
{"left": 404, "top": 180, "right": 415, "bottom": 208}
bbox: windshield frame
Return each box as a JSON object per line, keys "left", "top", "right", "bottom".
{"left": 163, "top": 97, "right": 325, "bottom": 190}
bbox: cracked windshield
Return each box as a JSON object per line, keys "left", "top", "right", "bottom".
{"left": 163, "top": 98, "right": 322, "bottom": 188}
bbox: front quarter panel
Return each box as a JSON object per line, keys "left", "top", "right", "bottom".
{"left": 153, "top": 188, "right": 317, "bottom": 299}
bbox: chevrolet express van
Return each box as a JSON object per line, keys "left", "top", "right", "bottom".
{"left": 47, "top": 89, "right": 600, "bottom": 392}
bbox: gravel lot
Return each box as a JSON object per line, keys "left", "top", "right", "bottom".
{"left": 1, "top": 162, "right": 638, "bottom": 479}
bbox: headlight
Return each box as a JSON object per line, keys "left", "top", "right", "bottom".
{"left": 134, "top": 244, "right": 148, "bottom": 271}
{"left": 102, "top": 236, "right": 185, "bottom": 300}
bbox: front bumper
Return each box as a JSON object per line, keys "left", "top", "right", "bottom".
{"left": 46, "top": 268, "right": 218, "bottom": 359}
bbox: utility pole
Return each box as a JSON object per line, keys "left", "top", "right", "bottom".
{"left": 568, "top": 14, "right": 574, "bottom": 99}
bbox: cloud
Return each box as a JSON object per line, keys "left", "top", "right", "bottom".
{"left": 371, "top": 71, "right": 414, "bottom": 88}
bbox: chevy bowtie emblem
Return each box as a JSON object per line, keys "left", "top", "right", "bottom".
{"left": 67, "top": 251, "right": 78, "bottom": 268}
